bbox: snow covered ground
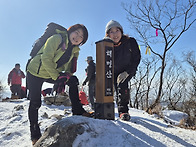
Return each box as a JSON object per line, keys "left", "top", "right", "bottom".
{"left": 0, "top": 98, "right": 195, "bottom": 147}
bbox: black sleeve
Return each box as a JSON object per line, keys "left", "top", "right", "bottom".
{"left": 126, "top": 38, "right": 141, "bottom": 77}
{"left": 84, "top": 63, "right": 95, "bottom": 83}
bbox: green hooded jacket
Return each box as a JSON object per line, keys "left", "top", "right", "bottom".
{"left": 27, "top": 31, "right": 80, "bottom": 80}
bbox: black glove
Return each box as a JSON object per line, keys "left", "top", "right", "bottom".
{"left": 82, "top": 81, "right": 86, "bottom": 86}
{"left": 56, "top": 72, "right": 71, "bottom": 94}
{"left": 56, "top": 72, "right": 70, "bottom": 83}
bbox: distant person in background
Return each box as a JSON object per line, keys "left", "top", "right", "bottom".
{"left": 82, "top": 56, "right": 96, "bottom": 109}
{"left": 8, "top": 63, "right": 25, "bottom": 98}
{"left": 105, "top": 20, "right": 141, "bottom": 121}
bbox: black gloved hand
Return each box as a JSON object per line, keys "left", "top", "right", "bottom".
{"left": 56, "top": 72, "right": 71, "bottom": 83}
{"left": 82, "top": 81, "right": 86, "bottom": 86}
{"left": 56, "top": 72, "right": 71, "bottom": 94}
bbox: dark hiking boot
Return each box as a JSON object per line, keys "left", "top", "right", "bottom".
{"left": 120, "top": 113, "right": 131, "bottom": 121}
{"left": 82, "top": 111, "right": 94, "bottom": 118}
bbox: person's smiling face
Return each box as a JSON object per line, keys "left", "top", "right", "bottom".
{"left": 69, "top": 28, "right": 84, "bottom": 45}
{"left": 108, "top": 27, "right": 122, "bottom": 43}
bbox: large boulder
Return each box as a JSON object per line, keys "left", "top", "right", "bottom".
{"left": 34, "top": 116, "right": 95, "bottom": 147}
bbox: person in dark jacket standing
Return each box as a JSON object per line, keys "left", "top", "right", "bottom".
{"left": 8, "top": 63, "right": 25, "bottom": 98}
{"left": 26, "top": 23, "right": 93, "bottom": 145}
{"left": 105, "top": 20, "right": 141, "bottom": 121}
{"left": 82, "top": 56, "right": 96, "bottom": 109}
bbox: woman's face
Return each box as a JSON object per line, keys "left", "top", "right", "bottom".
{"left": 69, "top": 28, "right": 84, "bottom": 45}
{"left": 108, "top": 27, "right": 122, "bottom": 43}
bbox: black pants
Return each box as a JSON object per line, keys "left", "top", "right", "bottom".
{"left": 27, "top": 72, "right": 86, "bottom": 140}
{"left": 88, "top": 82, "right": 95, "bottom": 108}
{"left": 10, "top": 84, "right": 21, "bottom": 97}
{"left": 114, "top": 75, "right": 131, "bottom": 115}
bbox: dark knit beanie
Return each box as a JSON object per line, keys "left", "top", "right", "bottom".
{"left": 105, "top": 20, "right": 123, "bottom": 34}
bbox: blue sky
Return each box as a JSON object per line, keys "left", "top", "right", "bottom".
{"left": 0, "top": 0, "right": 196, "bottom": 90}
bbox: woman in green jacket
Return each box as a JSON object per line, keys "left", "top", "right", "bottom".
{"left": 26, "top": 24, "right": 90, "bottom": 145}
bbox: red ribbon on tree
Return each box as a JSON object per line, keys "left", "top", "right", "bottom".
{"left": 156, "top": 29, "right": 158, "bottom": 36}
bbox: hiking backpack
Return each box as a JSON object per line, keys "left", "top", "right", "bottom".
{"left": 30, "top": 22, "right": 66, "bottom": 58}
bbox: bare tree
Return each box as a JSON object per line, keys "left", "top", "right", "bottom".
{"left": 130, "top": 55, "right": 161, "bottom": 109}
{"left": 163, "top": 56, "right": 187, "bottom": 110}
{"left": 183, "top": 51, "right": 196, "bottom": 96}
{"left": 182, "top": 51, "right": 196, "bottom": 126}
{"left": 123, "top": 0, "right": 196, "bottom": 113}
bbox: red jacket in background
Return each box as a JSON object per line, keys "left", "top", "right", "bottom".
{"left": 8, "top": 68, "right": 25, "bottom": 85}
